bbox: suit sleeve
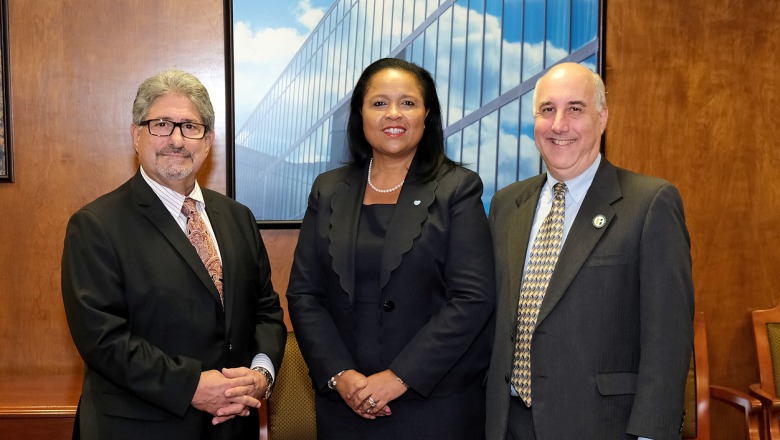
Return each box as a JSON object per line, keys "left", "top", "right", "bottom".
{"left": 246, "top": 206, "right": 287, "bottom": 372}
{"left": 388, "top": 171, "right": 496, "bottom": 396}
{"left": 627, "top": 183, "right": 695, "bottom": 439}
{"left": 61, "top": 208, "right": 201, "bottom": 417}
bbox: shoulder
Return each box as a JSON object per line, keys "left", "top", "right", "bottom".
{"left": 435, "top": 164, "right": 481, "bottom": 190}
{"left": 317, "top": 165, "right": 359, "bottom": 182}
{"left": 492, "top": 174, "right": 545, "bottom": 206}
{"left": 611, "top": 165, "right": 682, "bottom": 202}
{"left": 310, "top": 165, "right": 362, "bottom": 193}
{"left": 422, "top": 165, "right": 484, "bottom": 207}
{"left": 201, "top": 188, "right": 260, "bottom": 226}
{"left": 73, "top": 177, "right": 136, "bottom": 219}
{"left": 202, "top": 187, "right": 246, "bottom": 211}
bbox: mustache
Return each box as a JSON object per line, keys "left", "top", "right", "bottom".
{"left": 156, "top": 146, "right": 192, "bottom": 157}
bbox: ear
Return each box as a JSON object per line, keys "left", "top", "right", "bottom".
{"left": 598, "top": 106, "right": 608, "bottom": 133}
{"left": 203, "top": 130, "right": 215, "bottom": 155}
{"left": 130, "top": 123, "right": 141, "bottom": 154}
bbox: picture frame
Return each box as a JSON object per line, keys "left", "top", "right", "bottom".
{"left": 0, "top": 0, "right": 12, "bottom": 183}
{"left": 226, "top": 0, "right": 604, "bottom": 225}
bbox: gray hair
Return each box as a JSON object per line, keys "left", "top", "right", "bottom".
{"left": 592, "top": 70, "right": 606, "bottom": 112}
{"left": 131, "top": 70, "right": 215, "bottom": 132}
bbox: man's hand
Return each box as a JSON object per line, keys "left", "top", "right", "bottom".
{"left": 222, "top": 367, "right": 268, "bottom": 401}
{"left": 191, "top": 369, "right": 260, "bottom": 425}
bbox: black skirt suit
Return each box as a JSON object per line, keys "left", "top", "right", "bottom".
{"left": 287, "top": 160, "right": 496, "bottom": 439}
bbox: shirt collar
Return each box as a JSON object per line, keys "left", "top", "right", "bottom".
{"left": 139, "top": 166, "right": 206, "bottom": 216}
{"left": 544, "top": 154, "right": 601, "bottom": 204}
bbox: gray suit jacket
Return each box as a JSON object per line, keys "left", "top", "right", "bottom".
{"left": 485, "top": 159, "right": 694, "bottom": 440}
{"left": 62, "top": 171, "right": 286, "bottom": 440}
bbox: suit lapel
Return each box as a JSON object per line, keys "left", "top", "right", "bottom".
{"left": 328, "top": 166, "right": 365, "bottom": 304}
{"left": 130, "top": 173, "right": 223, "bottom": 308}
{"left": 204, "top": 192, "right": 232, "bottom": 325}
{"left": 536, "top": 160, "right": 622, "bottom": 326}
{"left": 508, "top": 175, "right": 546, "bottom": 308}
{"left": 379, "top": 175, "right": 437, "bottom": 290}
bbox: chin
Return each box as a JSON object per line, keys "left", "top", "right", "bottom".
{"left": 157, "top": 164, "right": 194, "bottom": 181}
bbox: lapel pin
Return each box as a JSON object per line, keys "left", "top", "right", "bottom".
{"left": 592, "top": 214, "right": 606, "bottom": 229}
{"left": 414, "top": 200, "right": 421, "bottom": 206}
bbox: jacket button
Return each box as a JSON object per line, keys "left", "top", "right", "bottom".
{"left": 383, "top": 301, "right": 395, "bottom": 312}
{"left": 225, "top": 341, "right": 233, "bottom": 350}
{"left": 504, "top": 374, "right": 510, "bottom": 383}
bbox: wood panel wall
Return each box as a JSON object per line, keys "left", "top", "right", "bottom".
{"left": 0, "top": 0, "right": 777, "bottom": 439}
{"left": 605, "top": 1, "right": 780, "bottom": 438}
{"left": 0, "top": 0, "right": 228, "bottom": 375}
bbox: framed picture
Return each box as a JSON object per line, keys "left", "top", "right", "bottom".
{"left": 226, "top": 0, "right": 604, "bottom": 225}
{"left": 0, "top": 0, "right": 12, "bottom": 183}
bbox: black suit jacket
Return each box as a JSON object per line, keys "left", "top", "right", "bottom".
{"left": 485, "top": 159, "right": 694, "bottom": 440}
{"left": 286, "top": 161, "right": 495, "bottom": 398}
{"left": 62, "top": 171, "right": 286, "bottom": 440}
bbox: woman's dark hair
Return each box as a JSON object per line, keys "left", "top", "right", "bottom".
{"left": 347, "top": 58, "right": 455, "bottom": 182}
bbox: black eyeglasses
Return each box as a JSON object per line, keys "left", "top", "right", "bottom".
{"left": 140, "top": 119, "right": 208, "bottom": 140}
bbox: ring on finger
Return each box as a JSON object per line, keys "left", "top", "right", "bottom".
{"left": 368, "top": 397, "right": 377, "bottom": 408}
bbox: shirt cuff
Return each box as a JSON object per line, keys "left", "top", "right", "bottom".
{"left": 250, "top": 353, "right": 275, "bottom": 380}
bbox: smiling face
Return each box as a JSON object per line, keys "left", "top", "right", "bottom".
{"left": 131, "top": 94, "right": 214, "bottom": 195}
{"left": 361, "top": 68, "right": 429, "bottom": 163}
{"left": 533, "top": 63, "right": 608, "bottom": 182}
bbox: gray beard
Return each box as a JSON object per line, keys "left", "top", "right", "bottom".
{"left": 156, "top": 158, "right": 193, "bottom": 181}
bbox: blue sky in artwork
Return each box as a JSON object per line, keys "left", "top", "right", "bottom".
{"left": 233, "top": 0, "right": 336, "bottom": 129}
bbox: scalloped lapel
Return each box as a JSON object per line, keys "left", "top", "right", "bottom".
{"left": 379, "top": 177, "right": 437, "bottom": 290}
{"left": 328, "top": 166, "right": 366, "bottom": 304}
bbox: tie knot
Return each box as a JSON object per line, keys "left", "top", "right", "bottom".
{"left": 553, "top": 182, "right": 567, "bottom": 198}
{"left": 181, "top": 197, "right": 198, "bottom": 217}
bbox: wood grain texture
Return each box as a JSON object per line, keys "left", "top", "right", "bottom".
{"left": 0, "top": 1, "right": 778, "bottom": 440}
{"left": 260, "top": 229, "right": 299, "bottom": 331}
{"left": 0, "top": 0, "right": 227, "bottom": 375}
{"left": 606, "top": 1, "right": 780, "bottom": 438}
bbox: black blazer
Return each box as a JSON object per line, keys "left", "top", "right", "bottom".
{"left": 485, "top": 159, "right": 694, "bottom": 440}
{"left": 61, "top": 171, "right": 286, "bottom": 440}
{"left": 287, "top": 161, "right": 495, "bottom": 398}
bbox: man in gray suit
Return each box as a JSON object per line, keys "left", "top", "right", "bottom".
{"left": 485, "top": 62, "right": 694, "bottom": 439}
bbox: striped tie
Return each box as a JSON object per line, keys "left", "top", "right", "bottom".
{"left": 512, "top": 182, "right": 567, "bottom": 406}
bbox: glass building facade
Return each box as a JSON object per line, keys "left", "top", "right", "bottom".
{"left": 235, "top": 0, "right": 601, "bottom": 221}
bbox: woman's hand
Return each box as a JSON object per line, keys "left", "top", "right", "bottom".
{"left": 348, "top": 369, "right": 408, "bottom": 418}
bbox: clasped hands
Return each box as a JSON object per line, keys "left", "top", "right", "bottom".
{"left": 335, "top": 369, "right": 408, "bottom": 420}
{"left": 191, "top": 367, "right": 270, "bottom": 425}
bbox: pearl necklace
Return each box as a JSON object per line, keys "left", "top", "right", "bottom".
{"left": 367, "top": 158, "right": 405, "bottom": 193}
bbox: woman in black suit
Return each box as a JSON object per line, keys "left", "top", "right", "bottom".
{"left": 286, "top": 58, "right": 495, "bottom": 439}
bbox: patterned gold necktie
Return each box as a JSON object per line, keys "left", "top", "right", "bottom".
{"left": 181, "top": 197, "right": 224, "bottom": 306}
{"left": 512, "top": 182, "right": 567, "bottom": 406}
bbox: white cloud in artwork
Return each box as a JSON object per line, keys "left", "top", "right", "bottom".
{"left": 295, "top": 0, "right": 326, "bottom": 31}
{"left": 233, "top": 0, "right": 328, "bottom": 129}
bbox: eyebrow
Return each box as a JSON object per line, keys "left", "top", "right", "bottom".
{"left": 148, "top": 117, "right": 201, "bottom": 123}
{"left": 539, "top": 100, "right": 588, "bottom": 107}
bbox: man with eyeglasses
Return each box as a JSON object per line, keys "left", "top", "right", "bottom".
{"left": 61, "top": 70, "right": 286, "bottom": 440}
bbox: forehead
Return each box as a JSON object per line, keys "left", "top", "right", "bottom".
{"left": 146, "top": 94, "right": 201, "bottom": 121}
{"left": 535, "top": 70, "right": 595, "bottom": 106}
{"left": 366, "top": 68, "right": 424, "bottom": 96}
